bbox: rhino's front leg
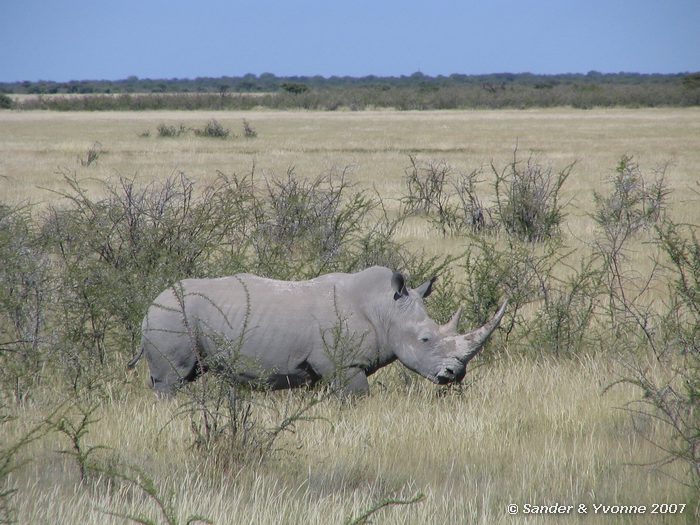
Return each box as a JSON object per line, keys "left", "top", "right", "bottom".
{"left": 307, "top": 352, "right": 369, "bottom": 397}
{"left": 334, "top": 366, "right": 369, "bottom": 397}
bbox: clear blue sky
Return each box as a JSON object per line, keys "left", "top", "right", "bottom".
{"left": 1, "top": 0, "right": 698, "bottom": 82}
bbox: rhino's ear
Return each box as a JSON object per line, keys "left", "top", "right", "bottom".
{"left": 415, "top": 276, "right": 437, "bottom": 299}
{"left": 391, "top": 272, "right": 409, "bottom": 300}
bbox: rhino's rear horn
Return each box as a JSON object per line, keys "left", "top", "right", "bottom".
{"left": 440, "top": 307, "right": 463, "bottom": 335}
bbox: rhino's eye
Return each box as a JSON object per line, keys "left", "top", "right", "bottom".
{"left": 420, "top": 336, "right": 430, "bottom": 343}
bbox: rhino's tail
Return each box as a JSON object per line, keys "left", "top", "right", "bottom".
{"left": 127, "top": 345, "right": 144, "bottom": 370}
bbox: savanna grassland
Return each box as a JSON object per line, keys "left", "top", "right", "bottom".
{"left": 1, "top": 108, "right": 700, "bottom": 524}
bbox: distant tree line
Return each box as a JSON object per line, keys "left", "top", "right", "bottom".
{"left": 2, "top": 72, "right": 699, "bottom": 110}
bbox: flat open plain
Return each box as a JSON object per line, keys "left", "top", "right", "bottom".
{"left": 2, "top": 107, "right": 698, "bottom": 247}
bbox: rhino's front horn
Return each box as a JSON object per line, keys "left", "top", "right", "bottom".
{"left": 459, "top": 299, "right": 509, "bottom": 364}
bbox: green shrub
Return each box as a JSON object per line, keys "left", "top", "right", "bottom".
{"left": 593, "top": 155, "right": 669, "bottom": 237}
{"left": 591, "top": 156, "right": 670, "bottom": 323}
{"left": 492, "top": 147, "right": 573, "bottom": 242}
{"left": 246, "top": 167, "right": 399, "bottom": 279}
{"left": 193, "top": 119, "right": 230, "bottom": 138}
{"left": 401, "top": 155, "right": 458, "bottom": 236}
{"left": 0, "top": 94, "right": 12, "bottom": 110}
{"left": 157, "top": 123, "right": 187, "bottom": 137}
{"left": 610, "top": 219, "right": 700, "bottom": 493}
{"left": 0, "top": 204, "right": 50, "bottom": 400}
{"left": 280, "top": 82, "right": 309, "bottom": 94}
{"left": 527, "top": 254, "right": 603, "bottom": 356}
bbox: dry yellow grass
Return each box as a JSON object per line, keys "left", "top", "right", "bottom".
{"left": 5, "top": 357, "right": 693, "bottom": 524}
{"left": 2, "top": 108, "right": 699, "bottom": 524}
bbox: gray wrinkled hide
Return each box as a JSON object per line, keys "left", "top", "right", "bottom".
{"left": 132, "top": 266, "right": 507, "bottom": 396}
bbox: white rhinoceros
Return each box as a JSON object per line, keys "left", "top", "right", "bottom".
{"left": 128, "top": 266, "right": 507, "bottom": 396}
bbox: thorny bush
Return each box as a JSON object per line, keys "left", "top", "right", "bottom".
{"left": 402, "top": 147, "right": 572, "bottom": 241}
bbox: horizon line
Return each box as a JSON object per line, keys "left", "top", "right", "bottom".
{"left": 2, "top": 70, "right": 698, "bottom": 85}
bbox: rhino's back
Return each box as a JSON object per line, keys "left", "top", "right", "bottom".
{"left": 179, "top": 267, "right": 389, "bottom": 315}
{"left": 180, "top": 271, "right": 350, "bottom": 318}
{"left": 153, "top": 270, "right": 382, "bottom": 368}
{"left": 146, "top": 267, "right": 389, "bottom": 331}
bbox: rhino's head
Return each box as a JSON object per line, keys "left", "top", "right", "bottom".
{"left": 387, "top": 272, "right": 507, "bottom": 385}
